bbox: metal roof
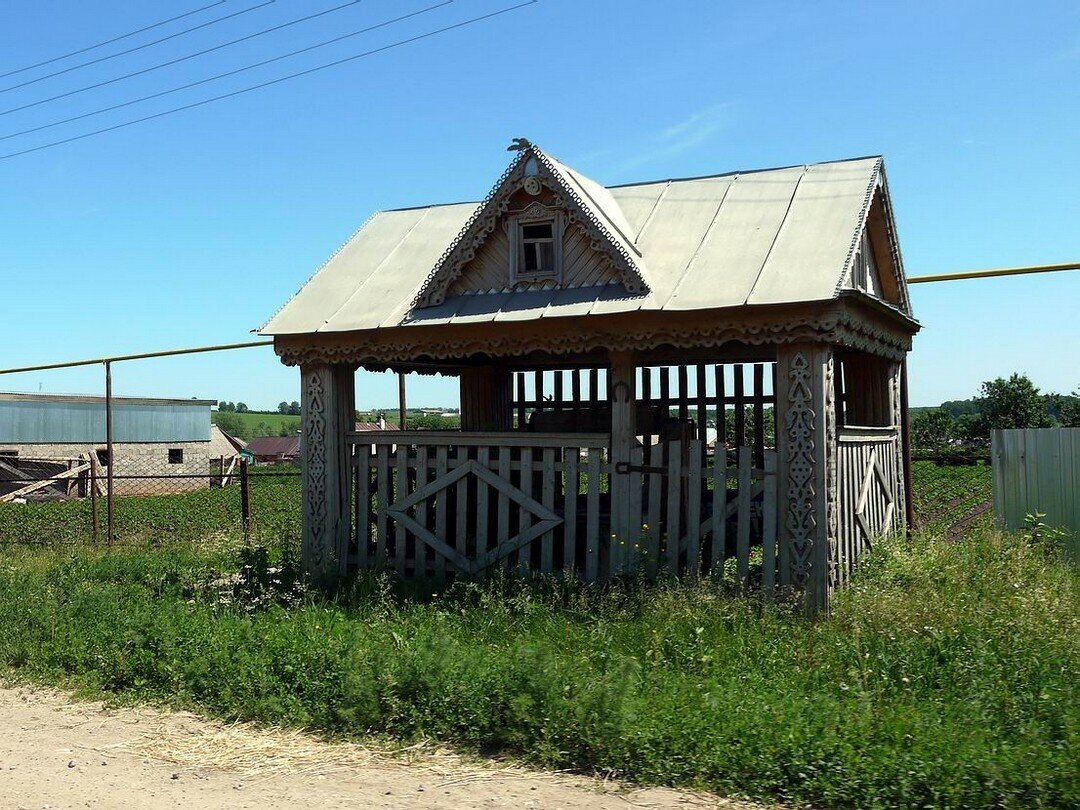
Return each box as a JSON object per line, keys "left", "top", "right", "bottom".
{"left": 261, "top": 153, "right": 889, "bottom": 336}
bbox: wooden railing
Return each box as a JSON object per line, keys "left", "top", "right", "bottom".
{"left": 836, "top": 426, "right": 901, "bottom": 585}
{"left": 348, "top": 431, "right": 777, "bottom": 586}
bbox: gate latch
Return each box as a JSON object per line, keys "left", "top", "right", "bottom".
{"left": 614, "top": 461, "right": 668, "bottom": 475}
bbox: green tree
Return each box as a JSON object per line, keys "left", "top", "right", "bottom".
{"left": 235, "top": 402, "right": 249, "bottom": 414}
{"left": 910, "top": 408, "right": 957, "bottom": 452}
{"left": 277, "top": 401, "right": 289, "bottom": 414}
{"left": 1058, "top": 387, "right": 1080, "bottom": 427}
{"left": 212, "top": 410, "right": 250, "bottom": 441}
{"left": 288, "top": 401, "right": 301, "bottom": 415}
{"left": 974, "top": 373, "right": 1053, "bottom": 435}
{"left": 278, "top": 418, "right": 301, "bottom": 437}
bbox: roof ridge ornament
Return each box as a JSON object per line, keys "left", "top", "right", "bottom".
{"left": 506, "top": 137, "right": 532, "bottom": 152}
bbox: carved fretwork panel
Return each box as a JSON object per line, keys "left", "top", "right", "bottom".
{"left": 446, "top": 217, "right": 626, "bottom": 297}
{"left": 301, "top": 362, "right": 354, "bottom": 584}
{"left": 775, "top": 344, "right": 839, "bottom": 613}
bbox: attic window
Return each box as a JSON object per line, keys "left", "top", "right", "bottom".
{"left": 509, "top": 210, "right": 564, "bottom": 285}
{"left": 521, "top": 222, "right": 554, "bottom": 274}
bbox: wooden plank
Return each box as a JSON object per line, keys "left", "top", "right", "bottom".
{"left": 563, "top": 449, "right": 578, "bottom": 573}
{"left": 353, "top": 431, "right": 609, "bottom": 448}
{"left": 646, "top": 440, "right": 662, "bottom": 580}
{"left": 695, "top": 364, "right": 708, "bottom": 461}
{"left": 497, "top": 448, "right": 511, "bottom": 549}
{"left": 686, "top": 439, "right": 702, "bottom": 578}
{"left": 0, "top": 462, "right": 89, "bottom": 503}
{"left": 666, "top": 440, "right": 682, "bottom": 575}
{"left": 715, "top": 364, "right": 727, "bottom": 448}
{"left": 414, "top": 446, "right": 430, "bottom": 578}
{"left": 356, "top": 448, "right": 371, "bottom": 570}
{"left": 540, "top": 448, "right": 556, "bottom": 573}
{"left": 516, "top": 372, "right": 527, "bottom": 429}
{"left": 753, "top": 363, "right": 765, "bottom": 468}
{"left": 710, "top": 444, "right": 728, "bottom": 579}
{"left": 762, "top": 450, "right": 778, "bottom": 596}
{"left": 394, "top": 445, "right": 409, "bottom": 578}
{"left": 626, "top": 445, "right": 644, "bottom": 574}
{"left": 733, "top": 364, "right": 746, "bottom": 449}
{"left": 518, "top": 447, "right": 534, "bottom": 576}
{"left": 477, "top": 446, "right": 491, "bottom": 557}
{"left": 677, "top": 364, "right": 689, "bottom": 422}
{"left": 585, "top": 447, "right": 601, "bottom": 582}
{"left": 455, "top": 445, "right": 470, "bottom": 580}
{"left": 736, "top": 446, "right": 752, "bottom": 588}
{"left": 375, "top": 444, "right": 390, "bottom": 571}
{"left": 435, "top": 445, "right": 449, "bottom": 575}
{"left": 609, "top": 351, "right": 636, "bottom": 576}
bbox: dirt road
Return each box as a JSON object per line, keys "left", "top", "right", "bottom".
{"left": 0, "top": 687, "right": 762, "bottom": 809}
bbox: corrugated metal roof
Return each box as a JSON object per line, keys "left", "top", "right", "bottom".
{"left": 261, "top": 154, "right": 887, "bottom": 336}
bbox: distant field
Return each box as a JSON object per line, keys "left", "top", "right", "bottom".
{"left": 212, "top": 411, "right": 301, "bottom": 437}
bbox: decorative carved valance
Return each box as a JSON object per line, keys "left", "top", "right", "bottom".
{"left": 274, "top": 300, "right": 915, "bottom": 369}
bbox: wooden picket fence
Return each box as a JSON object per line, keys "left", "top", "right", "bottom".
{"left": 348, "top": 431, "right": 778, "bottom": 587}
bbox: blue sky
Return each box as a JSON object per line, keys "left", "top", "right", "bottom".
{"left": 0, "top": 0, "right": 1076, "bottom": 409}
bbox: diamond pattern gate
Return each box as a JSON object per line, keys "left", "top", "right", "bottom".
{"left": 836, "top": 428, "right": 902, "bottom": 585}
{"left": 351, "top": 432, "right": 611, "bottom": 579}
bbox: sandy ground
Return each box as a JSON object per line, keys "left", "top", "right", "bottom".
{"left": 0, "top": 687, "right": 767, "bottom": 810}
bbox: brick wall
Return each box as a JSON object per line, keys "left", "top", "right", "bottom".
{"left": 0, "top": 441, "right": 210, "bottom": 495}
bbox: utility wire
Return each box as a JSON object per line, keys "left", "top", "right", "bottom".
{"left": 0, "top": 1, "right": 228, "bottom": 81}
{"left": 0, "top": 1, "right": 276, "bottom": 94}
{"left": 0, "top": 0, "right": 368, "bottom": 120}
{"left": 0, "top": 1, "right": 536, "bottom": 162}
{"left": 0, "top": 1, "right": 451, "bottom": 138}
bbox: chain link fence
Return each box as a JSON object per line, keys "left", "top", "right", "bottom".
{"left": 0, "top": 456, "right": 301, "bottom": 548}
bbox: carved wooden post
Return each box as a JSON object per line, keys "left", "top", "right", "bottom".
{"left": 609, "top": 350, "right": 636, "bottom": 578}
{"left": 775, "top": 343, "right": 838, "bottom": 613}
{"left": 459, "top": 367, "right": 513, "bottom": 431}
{"left": 300, "top": 362, "right": 355, "bottom": 585}
{"left": 888, "top": 360, "right": 907, "bottom": 533}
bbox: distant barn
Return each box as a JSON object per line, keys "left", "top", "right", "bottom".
{"left": 0, "top": 392, "right": 215, "bottom": 496}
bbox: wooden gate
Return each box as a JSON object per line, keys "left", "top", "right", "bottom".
{"left": 350, "top": 431, "right": 776, "bottom": 586}
{"left": 836, "top": 427, "right": 901, "bottom": 584}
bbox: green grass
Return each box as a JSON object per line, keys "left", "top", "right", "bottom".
{"left": 0, "top": 530, "right": 1076, "bottom": 808}
{"left": 0, "top": 471, "right": 301, "bottom": 547}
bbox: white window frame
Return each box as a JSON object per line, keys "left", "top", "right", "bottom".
{"left": 508, "top": 208, "right": 564, "bottom": 286}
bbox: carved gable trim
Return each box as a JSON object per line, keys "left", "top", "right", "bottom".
{"left": 412, "top": 146, "right": 649, "bottom": 308}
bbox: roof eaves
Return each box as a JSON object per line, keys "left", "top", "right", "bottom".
{"left": 258, "top": 210, "right": 382, "bottom": 335}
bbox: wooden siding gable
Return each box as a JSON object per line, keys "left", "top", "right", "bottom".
{"left": 838, "top": 170, "right": 911, "bottom": 314}
{"left": 412, "top": 144, "right": 650, "bottom": 309}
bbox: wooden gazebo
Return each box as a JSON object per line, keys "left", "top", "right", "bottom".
{"left": 261, "top": 141, "right": 919, "bottom": 611}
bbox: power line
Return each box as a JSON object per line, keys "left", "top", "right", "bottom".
{"left": 0, "top": 1, "right": 453, "bottom": 140}
{"left": 0, "top": 1, "right": 537, "bottom": 161}
{"left": 0, "top": 1, "right": 276, "bottom": 95}
{"left": 0, "top": 1, "right": 228, "bottom": 81}
{"left": 0, "top": 0, "right": 368, "bottom": 120}
{"left": 907, "top": 262, "right": 1080, "bottom": 284}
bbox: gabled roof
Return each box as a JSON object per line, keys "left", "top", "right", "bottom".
{"left": 261, "top": 149, "right": 909, "bottom": 336}
{"left": 412, "top": 145, "right": 649, "bottom": 307}
{"left": 245, "top": 436, "right": 300, "bottom": 457}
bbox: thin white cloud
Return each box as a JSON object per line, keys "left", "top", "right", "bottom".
{"left": 611, "top": 103, "right": 737, "bottom": 175}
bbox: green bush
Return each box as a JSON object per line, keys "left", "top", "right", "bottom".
{"left": 0, "top": 530, "right": 1075, "bottom": 808}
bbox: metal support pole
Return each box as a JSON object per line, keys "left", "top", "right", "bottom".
{"left": 398, "top": 372, "right": 407, "bottom": 430}
{"left": 104, "top": 360, "right": 114, "bottom": 544}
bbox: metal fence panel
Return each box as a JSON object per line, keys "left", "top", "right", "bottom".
{"left": 992, "top": 428, "right": 1080, "bottom": 542}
